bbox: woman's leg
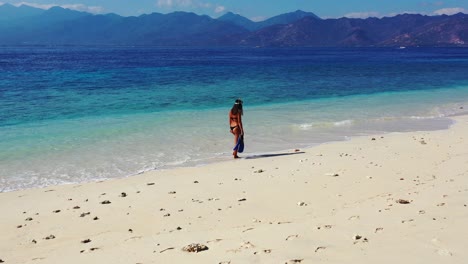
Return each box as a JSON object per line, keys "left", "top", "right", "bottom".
{"left": 233, "top": 127, "right": 240, "bottom": 158}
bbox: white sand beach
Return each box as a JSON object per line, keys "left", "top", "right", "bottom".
{"left": 1, "top": 115, "right": 468, "bottom": 264}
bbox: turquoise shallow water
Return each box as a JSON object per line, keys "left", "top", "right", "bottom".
{"left": 1, "top": 47, "right": 468, "bottom": 191}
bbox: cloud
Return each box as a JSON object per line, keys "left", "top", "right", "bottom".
{"left": 157, "top": 0, "right": 197, "bottom": 8}
{"left": 12, "top": 2, "right": 104, "bottom": 13}
{"left": 214, "top": 5, "right": 225, "bottom": 13}
{"left": 344, "top": 11, "right": 380, "bottom": 19}
{"left": 156, "top": 0, "right": 225, "bottom": 14}
{"left": 433, "top": 7, "right": 466, "bottom": 15}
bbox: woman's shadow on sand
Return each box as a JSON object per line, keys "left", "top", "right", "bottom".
{"left": 244, "top": 151, "right": 305, "bottom": 159}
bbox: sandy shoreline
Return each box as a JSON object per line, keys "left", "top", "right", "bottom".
{"left": 1, "top": 115, "right": 468, "bottom": 263}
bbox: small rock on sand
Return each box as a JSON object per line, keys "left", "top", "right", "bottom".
{"left": 182, "top": 243, "right": 209, "bottom": 253}
{"left": 80, "top": 212, "right": 90, "bottom": 217}
{"left": 100, "top": 200, "right": 111, "bottom": 204}
{"left": 396, "top": 199, "right": 411, "bottom": 204}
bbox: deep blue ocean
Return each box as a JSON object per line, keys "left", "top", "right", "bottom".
{"left": 1, "top": 46, "right": 468, "bottom": 191}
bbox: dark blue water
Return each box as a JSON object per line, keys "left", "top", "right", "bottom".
{"left": 2, "top": 47, "right": 468, "bottom": 127}
{"left": 1, "top": 46, "right": 468, "bottom": 191}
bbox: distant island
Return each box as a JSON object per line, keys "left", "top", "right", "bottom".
{"left": 0, "top": 3, "right": 467, "bottom": 47}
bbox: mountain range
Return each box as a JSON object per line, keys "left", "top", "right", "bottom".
{"left": 0, "top": 3, "right": 467, "bottom": 47}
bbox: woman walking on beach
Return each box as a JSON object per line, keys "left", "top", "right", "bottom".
{"left": 229, "top": 99, "right": 244, "bottom": 158}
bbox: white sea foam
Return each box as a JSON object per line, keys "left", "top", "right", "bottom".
{"left": 298, "top": 119, "right": 353, "bottom": 130}
{"left": 409, "top": 115, "right": 439, "bottom": 120}
{"left": 298, "top": 123, "right": 314, "bottom": 130}
{"left": 333, "top": 119, "right": 354, "bottom": 127}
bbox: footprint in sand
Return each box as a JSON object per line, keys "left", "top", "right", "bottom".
{"left": 315, "top": 246, "right": 326, "bottom": 253}
{"left": 286, "top": 234, "right": 299, "bottom": 241}
{"left": 228, "top": 242, "right": 255, "bottom": 253}
{"left": 437, "top": 249, "right": 453, "bottom": 256}
{"left": 80, "top": 247, "right": 100, "bottom": 253}
{"left": 375, "top": 227, "right": 384, "bottom": 233}
{"left": 286, "top": 259, "right": 303, "bottom": 263}
{"left": 348, "top": 215, "right": 360, "bottom": 220}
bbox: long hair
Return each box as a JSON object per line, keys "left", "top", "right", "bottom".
{"left": 231, "top": 99, "right": 243, "bottom": 115}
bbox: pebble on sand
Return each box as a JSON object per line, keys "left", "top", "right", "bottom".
{"left": 396, "top": 199, "right": 411, "bottom": 204}
{"left": 182, "top": 243, "right": 209, "bottom": 253}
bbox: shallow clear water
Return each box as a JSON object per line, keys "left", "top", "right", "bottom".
{"left": 1, "top": 47, "right": 468, "bottom": 191}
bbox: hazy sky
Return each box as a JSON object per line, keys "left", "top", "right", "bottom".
{"left": 2, "top": 0, "right": 467, "bottom": 20}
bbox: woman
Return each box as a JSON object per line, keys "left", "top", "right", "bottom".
{"left": 229, "top": 99, "right": 244, "bottom": 158}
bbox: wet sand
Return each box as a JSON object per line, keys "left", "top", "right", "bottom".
{"left": 1, "top": 115, "right": 468, "bottom": 264}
